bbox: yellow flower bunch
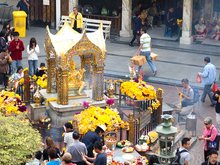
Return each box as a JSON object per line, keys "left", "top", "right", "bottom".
{"left": 120, "top": 81, "right": 157, "bottom": 100}
{"left": 0, "top": 90, "right": 26, "bottom": 116}
{"left": 36, "top": 74, "right": 47, "bottom": 89}
{"left": 45, "top": 97, "right": 57, "bottom": 106}
{"left": 19, "top": 78, "right": 24, "bottom": 85}
{"left": 73, "top": 106, "right": 128, "bottom": 135}
{"left": 32, "top": 75, "right": 37, "bottom": 81}
{"left": 23, "top": 67, "right": 28, "bottom": 72}
{"left": 121, "top": 81, "right": 161, "bottom": 112}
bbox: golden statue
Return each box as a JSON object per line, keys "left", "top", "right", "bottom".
{"left": 68, "top": 59, "right": 86, "bottom": 95}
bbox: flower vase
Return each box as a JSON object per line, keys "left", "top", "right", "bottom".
{"left": 33, "top": 86, "right": 42, "bottom": 106}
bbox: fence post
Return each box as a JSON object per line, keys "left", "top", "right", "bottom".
{"left": 23, "top": 69, "right": 30, "bottom": 102}
{"left": 156, "top": 89, "right": 163, "bottom": 124}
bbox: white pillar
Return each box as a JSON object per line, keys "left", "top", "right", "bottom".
{"left": 69, "top": 0, "right": 79, "bottom": 14}
{"left": 120, "top": 0, "right": 132, "bottom": 37}
{"left": 180, "top": 0, "right": 193, "bottom": 45}
{"left": 56, "top": 0, "right": 61, "bottom": 30}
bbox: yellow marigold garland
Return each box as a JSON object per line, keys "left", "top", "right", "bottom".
{"left": 73, "top": 106, "right": 128, "bottom": 135}
{"left": 120, "top": 81, "right": 161, "bottom": 112}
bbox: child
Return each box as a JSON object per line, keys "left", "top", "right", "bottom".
{"left": 36, "top": 62, "right": 47, "bottom": 77}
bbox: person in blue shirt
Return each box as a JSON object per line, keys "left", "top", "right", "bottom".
{"left": 82, "top": 141, "right": 107, "bottom": 165}
{"left": 81, "top": 125, "right": 106, "bottom": 157}
{"left": 198, "top": 57, "right": 216, "bottom": 106}
{"left": 46, "top": 147, "right": 61, "bottom": 165}
{"left": 129, "top": 12, "right": 142, "bottom": 47}
{"left": 17, "top": 0, "right": 30, "bottom": 29}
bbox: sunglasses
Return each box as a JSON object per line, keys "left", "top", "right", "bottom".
{"left": 204, "top": 123, "right": 209, "bottom": 125}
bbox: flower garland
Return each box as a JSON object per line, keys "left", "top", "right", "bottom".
{"left": 36, "top": 74, "right": 47, "bottom": 89}
{"left": 73, "top": 106, "right": 129, "bottom": 135}
{"left": 120, "top": 81, "right": 161, "bottom": 111}
{"left": 0, "top": 90, "right": 26, "bottom": 116}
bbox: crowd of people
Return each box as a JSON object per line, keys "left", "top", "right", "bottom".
{"left": 0, "top": 21, "right": 44, "bottom": 89}
{"left": 25, "top": 124, "right": 107, "bottom": 165}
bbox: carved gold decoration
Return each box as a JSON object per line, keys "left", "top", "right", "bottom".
{"left": 44, "top": 22, "right": 106, "bottom": 104}
{"left": 33, "top": 86, "right": 42, "bottom": 106}
{"left": 107, "top": 80, "right": 115, "bottom": 98}
{"left": 68, "top": 59, "right": 86, "bottom": 95}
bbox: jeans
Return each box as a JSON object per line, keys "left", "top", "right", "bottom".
{"left": 181, "top": 99, "right": 193, "bottom": 107}
{"left": 11, "top": 60, "right": 22, "bottom": 74}
{"left": 216, "top": 113, "right": 220, "bottom": 133}
{"left": 201, "top": 84, "right": 215, "bottom": 104}
{"left": 138, "top": 51, "right": 157, "bottom": 73}
{"left": 0, "top": 73, "right": 8, "bottom": 88}
{"left": 130, "top": 30, "right": 139, "bottom": 45}
{"left": 28, "top": 60, "right": 38, "bottom": 76}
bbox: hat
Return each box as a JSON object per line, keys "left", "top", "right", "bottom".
{"left": 98, "top": 125, "right": 107, "bottom": 132}
{"left": 204, "top": 117, "right": 212, "bottom": 124}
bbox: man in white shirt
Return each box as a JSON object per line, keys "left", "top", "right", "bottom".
{"left": 178, "top": 137, "right": 191, "bottom": 165}
{"left": 137, "top": 27, "right": 157, "bottom": 76}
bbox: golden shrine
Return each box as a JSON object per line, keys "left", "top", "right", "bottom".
{"left": 44, "top": 22, "right": 106, "bottom": 105}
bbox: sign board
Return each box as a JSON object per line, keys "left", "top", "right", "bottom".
{"left": 43, "top": 0, "right": 50, "bottom": 5}
{"left": 139, "top": 110, "right": 151, "bottom": 131}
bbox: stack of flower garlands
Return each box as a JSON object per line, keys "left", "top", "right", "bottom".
{"left": 120, "top": 81, "right": 161, "bottom": 112}
{"left": 36, "top": 74, "right": 47, "bottom": 89}
{"left": 73, "top": 106, "right": 129, "bottom": 135}
{"left": 0, "top": 90, "right": 26, "bottom": 116}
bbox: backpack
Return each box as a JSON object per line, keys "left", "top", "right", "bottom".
{"left": 172, "top": 148, "right": 188, "bottom": 165}
{"left": 192, "top": 87, "right": 200, "bottom": 103}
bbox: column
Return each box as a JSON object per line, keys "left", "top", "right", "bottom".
{"left": 46, "top": 56, "right": 56, "bottom": 93}
{"left": 204, "top": 0, "right": 213, "bottom": 20}
{"left": 120, "top": 0, "right": 132, "bottom": 37}
{"left": 69, "top": 0, "right": 79, "bottom": 14}
{"left": 56, "top": 0, "right": 61, "bottom": 30}
{"left": 180, "top": 0, "right": 193, "bottom": 45}
{"left": 92, "top": 66, "right": 104, "bottom": 101}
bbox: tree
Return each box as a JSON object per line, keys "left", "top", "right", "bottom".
{"left": 0, "top": 114, "right": 42, "bottom": 165}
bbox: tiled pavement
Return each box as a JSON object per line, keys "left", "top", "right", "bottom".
{"left": 153, "top": 83, "right": 217, "bottom": 165}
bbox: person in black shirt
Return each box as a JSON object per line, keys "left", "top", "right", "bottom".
{"left": 201, "top": 150, "right": 220, "bottom": 165}
{"left": 82, "top": 141, "right": 107, "bottom": 165}
{"left": 129, "top": 12, "right": 142, "bottom": 47}
{"left": 17, "top": 0, "right": 30, "bottom": 29}
{"left": 82, "top": 125, "right": 106, "bottom": 157}
{"left": 213, "top": 89, "right": 220, "bottom": 132}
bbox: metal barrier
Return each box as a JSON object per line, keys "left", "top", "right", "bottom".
{"left": 104, "top": 78, "right": 163, "bottom": 144}
{"left": 0, "top": 4, "right": 13, "bottom": 24}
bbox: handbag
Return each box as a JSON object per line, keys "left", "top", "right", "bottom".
{"left": 207, "top": 128, "right": 220, "bottom": 151}
{"left": 196, "top": 74, "right": 201, "bottom": 83}
{"left": 212, "top": 82, "right": 218, "bottom": 92}
{"left": 131, "top": 55, "right": 146, "bottom": 66}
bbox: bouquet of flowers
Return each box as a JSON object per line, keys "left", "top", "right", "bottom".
{"left": 0, "top": 90, "right": 26, "bottom": 116}
{"left": 73, "top": 106, "right": 129, "bottom": 135}
{"left": 120, "top": 81, "right": 161, "bottom": 111}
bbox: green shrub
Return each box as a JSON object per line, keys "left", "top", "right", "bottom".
{"left": 0, "top": 114, "right": 42, "bottom": 165}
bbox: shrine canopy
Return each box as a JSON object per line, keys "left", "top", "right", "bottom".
{"left": 46, "top": 21, "right": 106, "bottom": 58}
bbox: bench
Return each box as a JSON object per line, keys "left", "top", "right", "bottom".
{"left": 59, "top": 15, "right": 111, "bottom": 39}
{"left": 83, "top": 18, "right": 111, "bottom": 39}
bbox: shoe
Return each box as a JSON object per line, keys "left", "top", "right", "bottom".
{"left": 153, "top": 71, "right": 157, "bottom": 76}
{"left": 129, "top": 42, "right": 134, "bottom": 47}
{"left": 210, "top": 103, "right": 216, "bottom": 107}
{"left": 201, "top": 100, "right": 205, "bottom": 103}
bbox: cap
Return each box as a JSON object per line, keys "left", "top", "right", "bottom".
{"left": 98, "top": 125, "right": 106, "bottom": 132}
